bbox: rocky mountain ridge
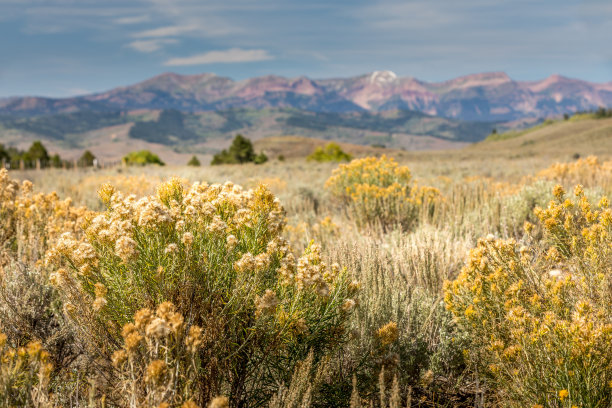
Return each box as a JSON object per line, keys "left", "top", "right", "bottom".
{"left": 2, "top": 71, "right": 611, "bottom": 121}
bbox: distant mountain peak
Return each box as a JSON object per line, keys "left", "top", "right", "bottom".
{"left": 443, "top": 72, "right": 512, "bottom": 88}
{"left": 142, "top": 72, "right": 219, "bottom": 85}
{"left": 370, "top": 70, "right": 398, "bottom": 85}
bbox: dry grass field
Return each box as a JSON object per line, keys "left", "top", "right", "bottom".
{"left": 1, "top": 117, "right": 611, "bottom": 407}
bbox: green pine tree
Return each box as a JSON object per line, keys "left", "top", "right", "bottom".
{"left": 187, "top": 155, "right": 201, "bottom": 166}
{"left": 211, "top": 134, "right": 259, "bottom": 165}
{"left": 79, "top": 150, "right": 96, "bottom": 167}
{"left": 27, "top": 141, "right": 50, "bottom": 167}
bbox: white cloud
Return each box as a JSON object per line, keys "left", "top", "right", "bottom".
{"left": 127, "top": 38, "right": 178, "bottom": 52}
{"left": 164, "top": 48, "right": 273, "bottom": 66}
{"left": 133, "top": 24, "right": 198, "bottom": 38}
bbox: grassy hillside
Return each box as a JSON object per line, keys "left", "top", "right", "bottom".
{"left": 253, "top": 135, "right": 396, "bottom": 159}
{"left": 388, "top": 116, "right": 612, "bottom": 169}
{"left": 472, "top": 116, "right": 612, "bottom": 158}
{"left": 0, "top": 108, "right": 493, "bottom": 157}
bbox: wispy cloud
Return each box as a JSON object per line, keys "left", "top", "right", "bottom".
{"left": 133, "top": 24, "right": 198, "bottom": 38}
{"left": 113, "top": 15, "right": 151, "bottom": 25}
{"left": 164, "top": 48, "right": 273, "bottom": 66}
{"left": 127, "top": 38, "right": 177, "bottom": 52}
{"left": 64, "top": 87, "right": 91, "bottom": 96}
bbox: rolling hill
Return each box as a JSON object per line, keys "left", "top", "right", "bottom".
{"left": 388, "top": 116, "right": 612, "bottom": 168}
{"left": 469, "top": 116, "right": 612, "bottom": 159}
{"left": 0, "top": 108, "right": 492, "bottom": 164}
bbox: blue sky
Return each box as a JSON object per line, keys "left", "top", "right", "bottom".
{"left": 1, "top": 0, "right": 611, "bottom": 97}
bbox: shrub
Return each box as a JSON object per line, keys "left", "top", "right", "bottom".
{"left": 307, "top": 143, "right": 352, "bottom": 163}
{"left": 0, "top": 261, "right": 77, "bottom": 377}
{"left": 444, "top": 185, "right": 612, "bottom": 407}
{"left": 537, "top": 155, "right": 612, "bottom": 192}
{"left": 0, "top": 169, "right": 89, "bottom": 261}
{"left": 122, "top": 150, "right": 165, "bottom": 166}
{"left": 111, "top": 302, "right": 205, "bottom": 407}
{"left": 0, "top": 170, "right": 87, "bottom": 382}
{"left": 0, "top": 333, "right": 53, "bottom": 406}
{"left": 46, "top": 178, "right": 356, "bottom": 406}
{"left": 254, "top": 151, "right": 268, "bottom": 164}
{"left": 324, "top": 228, "right": 470, "bottom": 404}
{"left": 187, "top": 155, "right": 201, "bottom": 167}
{"left": 325, "top": 155, "right": 439, "bottom": 230}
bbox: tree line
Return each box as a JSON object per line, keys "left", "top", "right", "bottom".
{"left": 0, "top": 140, "right": 97, "bottom": 170}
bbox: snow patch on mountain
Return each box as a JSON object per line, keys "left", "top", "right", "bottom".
{"left": 370, "top": 71, "right": 398, "bottom": 85}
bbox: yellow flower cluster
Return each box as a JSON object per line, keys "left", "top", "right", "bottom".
{"left": 326, "top": 155, "right": 412, "bottom": 192}
{"left": 112, "top": 302, "right": 205, "bottom": 407}
{"left": 376, "top": 321, "right": 399, "bottom": 347}
{"left": 0, "top": 331, "right": 53, "bottom": 406}
{"left": 325, "top": 155, "right": 440, "bottom": 230}
{"left": 0, "top": 169, "right": 90, "bottom": 263}
{"left": 444, "top": 185, "right": 612, "bottom": 406}
{"left": 537, "top": 155, "right": 612, "bottom": 190}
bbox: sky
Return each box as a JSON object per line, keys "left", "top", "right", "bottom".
{"left": 1, "top": 0, "right": 611, "bottom": 98}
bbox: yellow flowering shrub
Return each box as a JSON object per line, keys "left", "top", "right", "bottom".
{"left": 444, "top": 185, "right": 612, "bottom": 407}
{"left": 325, "top": 155, "right": 440, "bottom": 230}
{"left": 0, "top": 168, "right": 90, "bottom": 262}
{"left": 0, "top": 332, "right": 53, "bottom": 406}
{"left": 47, "top": 178, "right": 356, "bottom": 406}
{"left": 537, "top": 156, "right": 612, "bottom": 191}
{"left": 111, "top": 302, "right": 205, "bottom": 407}
{"left": 0, "top": 169, "right": 19, "bottom": 253}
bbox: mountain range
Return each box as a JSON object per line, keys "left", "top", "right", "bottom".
{"left": 2, "top": 71, "right": 611, "bottom": 122}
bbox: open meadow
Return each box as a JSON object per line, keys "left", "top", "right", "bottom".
{"left": 1, "top": 118, "right": 612, "bottom": 407}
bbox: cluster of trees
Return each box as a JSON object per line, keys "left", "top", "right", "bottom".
{"left": 211, "top": 134, "right": 267, "bottom": 165}
{"left": 570, "top": 107, "right": 612, "bottom": 119}
{"left": 0, "top": 140, "right": 98, "bottom": 170}
{"left": 0, "top": 141, "right": 54, "bottom": 169}
{"left": 593, "top": 107, "right": 612, "bottom": 118}
{"left": 0, "top": 141, "right": 200, "bottom": 170}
